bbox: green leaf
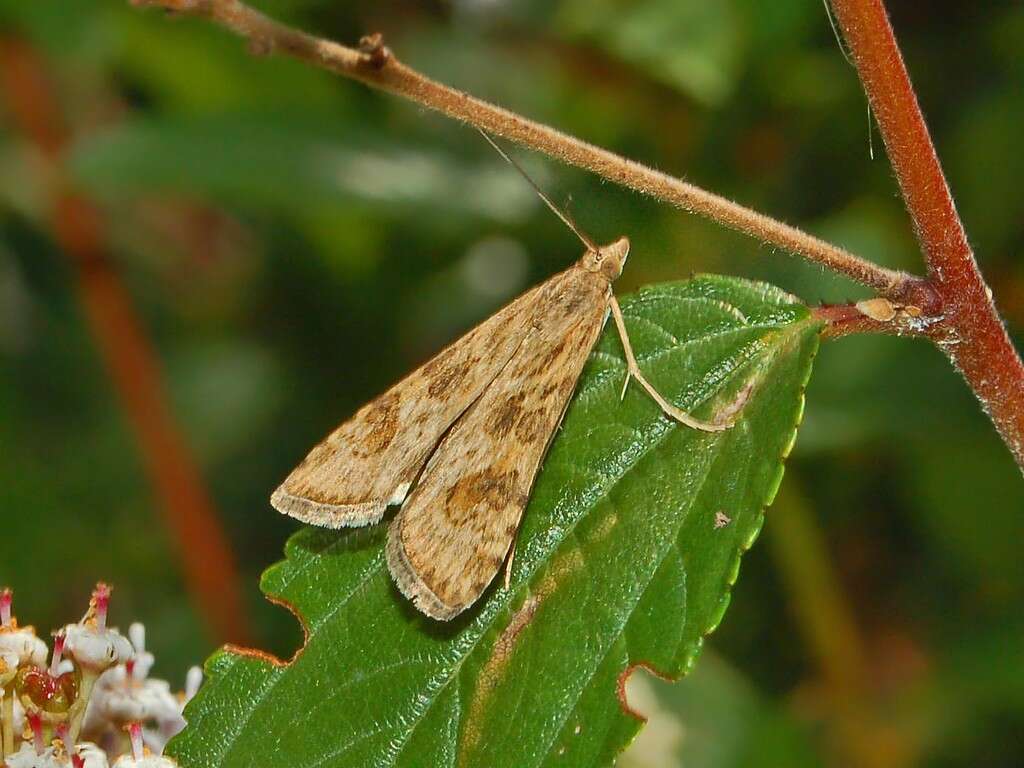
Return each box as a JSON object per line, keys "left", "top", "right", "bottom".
{"left": 168, "top": 275, "right": 820, "bottom": 768}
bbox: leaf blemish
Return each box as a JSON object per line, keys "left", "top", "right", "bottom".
{"left": 714, "top": 511, "right": 732, "bottom": 529}
{"left": 459, "top": 595, "right": 541, "bottom": 761}
{"left": 715, "top": 376, "right": 757, "bottom": 425}
{"left": 465, "top": 542, "right": 587, "bottom": 756}
{"left": 535, "top": 547, "right": 585, "bottom": 603}
{"left": 490, "top": 595, "right": 540, "bottom": 667}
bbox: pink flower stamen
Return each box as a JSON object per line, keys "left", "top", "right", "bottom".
{"left": 28, "top": 712, "right": 45, "bottom": 755}
{"left": 72, "top": 755, "right": 85, "bottom": 768}
{"left": 93, "top": 583, "right": 111, "bottom": 630}
{"left": 128, "top": 721, "right": 144, "bottom": 760}
{"left": 50, "top": 631, "right": 66, "bottom": 676}
{"left": 0, "top": 588, "right": 12, "bottom": 628}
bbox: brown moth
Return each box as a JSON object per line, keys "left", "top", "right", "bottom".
{"left": 272, "top": 138, "right": 736, "bottom": 621}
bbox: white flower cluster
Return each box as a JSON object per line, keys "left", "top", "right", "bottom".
{"left": 0, "top": 586, "right": 200, "bottom": 768}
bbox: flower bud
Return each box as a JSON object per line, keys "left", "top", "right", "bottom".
{"left": 15, "top": 633, "right": 82, "bottom": 721}
{"left": 15, "top": 663, "right": 81, "bottom": 716}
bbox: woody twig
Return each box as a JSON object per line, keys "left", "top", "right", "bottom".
{"left": 127, "top": 0, "right": 928, "bottom": 304}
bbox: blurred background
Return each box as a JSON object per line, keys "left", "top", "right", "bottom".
{"left": 0, "top": 0, "right": 1021, "bottom": 765}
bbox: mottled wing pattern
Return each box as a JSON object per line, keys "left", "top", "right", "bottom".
{"left": 387, "top": 267, "right": 611, "bottom": 619}
{"left": 271, "top": 281, "right": 548, "bottom": 528}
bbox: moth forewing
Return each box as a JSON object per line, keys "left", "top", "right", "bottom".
{"left": 386, "top": 263, "right": 615, "bottom": 620}
{"left": 270, "top": 281, "right": 547, "bottom": 528}
{"left": 272, "top": 232, "right": 736, "bottom": 621}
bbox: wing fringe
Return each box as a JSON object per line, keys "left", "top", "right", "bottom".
{"left": 386, "top": 522, "right": 459, "bottom": 620}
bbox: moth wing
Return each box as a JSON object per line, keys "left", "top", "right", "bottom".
{"left": 271, "top": 280, "right": 548, "bottom": 528}
{"left": 387, "top": 268, "right": 609, "bottom": 620}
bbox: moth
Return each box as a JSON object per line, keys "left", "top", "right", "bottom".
{"left": 272, "top": 136, "right": 737, "bottom": 621}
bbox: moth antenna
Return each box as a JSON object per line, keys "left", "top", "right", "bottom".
{"left": 564, "top": 193, "right": 575, "bottom": 215}
{"left": 563, "top": 193, "right": 583, "bottom": 231}
{"left": 822, "top": 0, "right": 854, "bottom": 66}
{"left": 556, "top": 197, "right": 594, "bottom": 251}
{"left": 477, "top": 129, "right": 599, "bottom": 253}
{"left": 821, "top": 0, "right": 875, "bottom": 159}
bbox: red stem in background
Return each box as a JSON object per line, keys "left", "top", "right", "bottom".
{"left": 0, "top": 38, "right": 252, "bottom": 644}
{"left": 830, "top": 0, "right": 1024, "bottom": 470}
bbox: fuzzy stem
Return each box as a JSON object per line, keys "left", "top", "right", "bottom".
{"left": 815, "top": 304, "right": 887, "bottom": 340}
{"left": 128, "top": 0, "right": 919, "bottom": 300}
{"left": 813, "top": 302, "right": 933, "bottom": 341}
{"left": 830, "top": 0, "right": 1024, "bottom": 470}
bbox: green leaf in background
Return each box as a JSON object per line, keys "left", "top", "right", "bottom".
{"left": 68, "top": 115, "right": 538, "bottom": 223}
{"left": 620, "top": 652, "right": 822, "bottom": 768}
{"left": 167, "top": 275, "right": 820, "bottom": 768}
{"left": 554, "top": 0, "right": 742, "bottom": 106}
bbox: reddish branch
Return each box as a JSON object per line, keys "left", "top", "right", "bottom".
{"left": 813, "top": 302, "right": 934, "bottom": 341}
{"left": 0, "top": 38, "right": 252, "bottom": 643}
{"left": 830, "top": 0, "right": 1024, "bottom": 470}
{"left": 129, "top": 0, "right": 923, "bottom": 301}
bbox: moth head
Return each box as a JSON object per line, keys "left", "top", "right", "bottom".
{"left": 582, "top": 236, "right": 630, "bottom": 281}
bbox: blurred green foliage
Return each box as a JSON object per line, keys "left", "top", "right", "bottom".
{"left": 0, "top": 0, "right": 1021, "bottom": 765}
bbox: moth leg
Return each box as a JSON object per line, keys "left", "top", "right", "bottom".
{"left": 609, "top": 294, "right": 735, "bottom": 433}
{"left": 503, "top": 539, "right": 517, "bottom": 590}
